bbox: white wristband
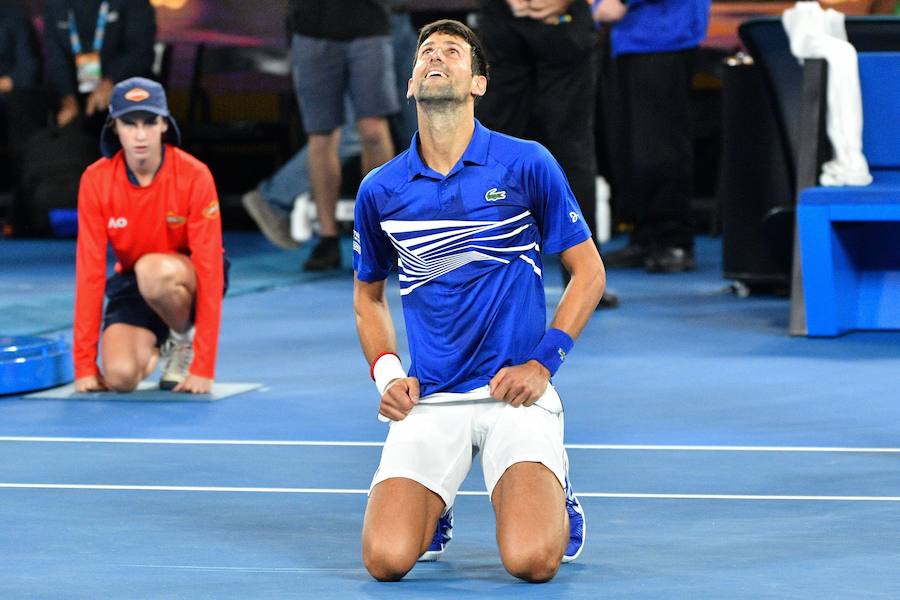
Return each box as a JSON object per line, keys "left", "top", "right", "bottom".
{"left": 373, "top": 353, "right": 406, "bottom": 396}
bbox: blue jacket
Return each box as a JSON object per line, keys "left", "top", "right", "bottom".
{"left": 609, "top": 0, "right": 711, "bottom": 57}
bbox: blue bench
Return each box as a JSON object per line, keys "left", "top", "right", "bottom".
{"left": 797, "top": 53, "right": 900, "bottom": 336}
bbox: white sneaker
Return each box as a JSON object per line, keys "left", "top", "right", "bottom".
{"left": 159, "top": 329, "right": 194, "bottom": 390}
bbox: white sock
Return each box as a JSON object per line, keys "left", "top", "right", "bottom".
{"left": 169, "top": 326, "right": 194, "bottom": 344}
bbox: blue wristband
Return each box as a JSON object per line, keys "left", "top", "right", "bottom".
{"left": 528, "top": 328, "right": 575, "bottom": 377}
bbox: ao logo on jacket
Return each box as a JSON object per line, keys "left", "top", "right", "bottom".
{"left": 108, "top": 217, "right": 128, "bottom": 229}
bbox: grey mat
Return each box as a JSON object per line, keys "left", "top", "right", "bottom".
{"left": 23, "top": 381, "right": 263, "bottom": 402}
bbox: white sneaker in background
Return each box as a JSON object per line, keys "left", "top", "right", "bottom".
{"left": 159, "top": 327, "right": 194, "bottom": 390}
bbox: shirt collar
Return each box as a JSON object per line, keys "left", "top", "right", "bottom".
{"left": 406, "top": 119, "right": 490, "bottom": 182}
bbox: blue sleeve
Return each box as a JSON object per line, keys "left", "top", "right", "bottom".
{"left": 352, "top": 178, "right": 393, "bottom": 282}
{"left": 528, "top": 144, "right": 591, "bottom": 255}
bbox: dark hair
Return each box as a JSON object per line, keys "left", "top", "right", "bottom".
{"left": 415, "top": 19, "right": 489, "bottom": 80}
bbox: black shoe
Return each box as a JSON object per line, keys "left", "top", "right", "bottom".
{"left": 644, "top": 247, "right": 696, "bottom": 273}
{"left": 303, "top": 237, "right": 341, "bottom": 271}
{"left": 602, "top": 244, "right": 647, "bottom": 269}
{"left": 596, "top": 289, "right": 619, "bottom": 310}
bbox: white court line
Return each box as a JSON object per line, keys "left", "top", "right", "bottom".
{"left": 1, "top": 483, "right": 900, "bottom": 502}
{"left": 0, "top": 437, "right": 380, "bottom": 447}
{"left": 2, "top": 436, "right": 900, "bottom": 453}
{"left": 122, "top": 564, "right": 367, "bottom": 573}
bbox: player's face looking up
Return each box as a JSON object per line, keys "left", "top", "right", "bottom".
{"left": 408, "top": 33, "right": 486, "bottom": 106}
{"left": 113, "top": 112, "right": 169, "bottom": 164}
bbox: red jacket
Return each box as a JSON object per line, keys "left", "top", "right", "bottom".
{"left": 73, "top": 145, "right": 224, "bottom": 379}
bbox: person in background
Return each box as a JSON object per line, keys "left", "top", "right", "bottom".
{"left": 594, "top": 0, "right": 711, "bottom": 273}
{"left": 44, "top": 0, "right": 156, "bottom": 130}
{"left": 0, "top": 1, "right": 43, "bottom": 198}
{"left": 476, "top": 0, "right": 618, "bottom": 308}
{"left": 243, "top": 1, "right": 418, "bottom": 255}
{"left": 286, "top": 0, "right": 398, "bottom": 271}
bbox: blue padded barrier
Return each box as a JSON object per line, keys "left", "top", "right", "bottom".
{"left": 0, "top": 335, "right": 74, "bottom": 395}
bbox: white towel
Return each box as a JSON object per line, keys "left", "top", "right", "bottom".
{"left": 782, "top": 2, "right": 872, "bottom": 186}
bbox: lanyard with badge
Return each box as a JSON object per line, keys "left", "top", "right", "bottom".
{"left": 69, "top": 1, "right": 109, "bottom": 93}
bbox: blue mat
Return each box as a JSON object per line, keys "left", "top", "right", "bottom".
{"left": 22, "top": 381, "right": 263, "bottom": 402}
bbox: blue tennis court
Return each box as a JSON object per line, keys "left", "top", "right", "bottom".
{"left": 1, "top": 233, "right": 899, "bottom": 598}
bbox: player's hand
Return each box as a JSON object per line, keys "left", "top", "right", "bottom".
{"left": 57, "top": 95, "right": 79, "bottom": 127}
{"left": 593, "top": 0, "right": 628, "bottom": 23}
{"left": 85, "top": 78, "right": 114, "bottom": 116}
{"left": 525, "top": 0, "right": 571, "bottom": 21}
{"left": 74, "top": 375, "right": 107, "bottom": 393}
{"left": 379, "top": 377, "right": 420, "bottom": 421}
{"left": 173, "top": 375, "right": 213, "bottom": 394}
{"left": 489, "top": 360, "right": 550, "bottom": 407}
{"left": 0, "top": 76, "right": 13, "bottom": 93}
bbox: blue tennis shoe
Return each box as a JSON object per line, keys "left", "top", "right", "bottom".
{"left": 418, "top": 508, "right": 454, "bottom": 562}
{"left": 562, "top": 478, "right": 585, "bottom": 563}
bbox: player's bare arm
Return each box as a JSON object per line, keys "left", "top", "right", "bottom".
{"left": 354, "top": 276, "right": 420, "bottom": 420}
{"left": 552, "top": 238, "right": 606, "bottom": 336}
{"left": 491, "top": 239, "right": 605, "bottom": 405}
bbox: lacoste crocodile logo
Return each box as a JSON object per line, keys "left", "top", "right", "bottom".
{"left": 485, "top": 188, "right": 506, "bottom": 202}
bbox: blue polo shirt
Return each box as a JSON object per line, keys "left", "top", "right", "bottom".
{"left": 353, "top": 120, "right": 590, "bottom": 398}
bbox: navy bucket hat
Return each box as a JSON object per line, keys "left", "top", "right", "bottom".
{"left": 100, "top": 77, "right": 182, "bottom": 158}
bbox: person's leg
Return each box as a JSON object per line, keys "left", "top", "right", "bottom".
{"left": 307, "top": 128, "right": 343, "bottom": 238}
{"left": 246, "top": 96, "right": 362, "bottom": 251}
{"left": 480, "top": 398, "right": 570, "bottom": 582}
{"left": 389, "top": 11, "right": 419, "bottom": 147}
{"left": 99, "top": 269, "right": 171, "bottom": 392}
{"left": 347, "top": 35, "right": 397, "bottom": 176}
{"left": 492, "top": 462, "right": 568, "bottom": 582}
{"left": 292, "top": 34, "right": 349, "bottom": 269}
{"left": 363, "top": 478, "right": 445, "bottom": 581}
{"left": 355, "top": 116, "right": 394, "bottom": 175}
{"left": 625, "top": 50, "right": 696, "bottom": 271}
{"left": 134, "top": 253, "right": 196, "bottom": 334}
{"left": 257, "top": 147, "right": 311, "bottom": 214}
{"left": 601, "top": 53, "right": 650, "bottom": 268}
{"left": 133, "top": 253, "right": 199, "bottom": 388}
{"left": 364, "top": 403, "right": 474, "bottom": 581}
{"left": 99, "top": 324, "right": 159, "bottom": 392}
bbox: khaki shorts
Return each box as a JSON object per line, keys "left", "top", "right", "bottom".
{"left": 370, "top": 387, "right": 567, "bottom": 508}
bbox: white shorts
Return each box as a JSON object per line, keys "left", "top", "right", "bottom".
{"left": 369, "top": 386, "right": 567, "bottom": 508}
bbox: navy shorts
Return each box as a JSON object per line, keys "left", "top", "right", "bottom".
{"left": 292, "top": 33, "right": 399, "bottom": 133}
{"left": 103, "top": 256, "right": 230, "bottom": 347}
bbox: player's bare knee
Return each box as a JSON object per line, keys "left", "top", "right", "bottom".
{"left": 362, "top": 541, "right": 417, "bottom": 582}
{"left": 135, "top": 255, "right": 180, "bottom": 301}
{"left": 102, "top": 360, "right": 141, "bottom": 392}
{"left": 500, "top": 543, "right": 562, "bottom": 583}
